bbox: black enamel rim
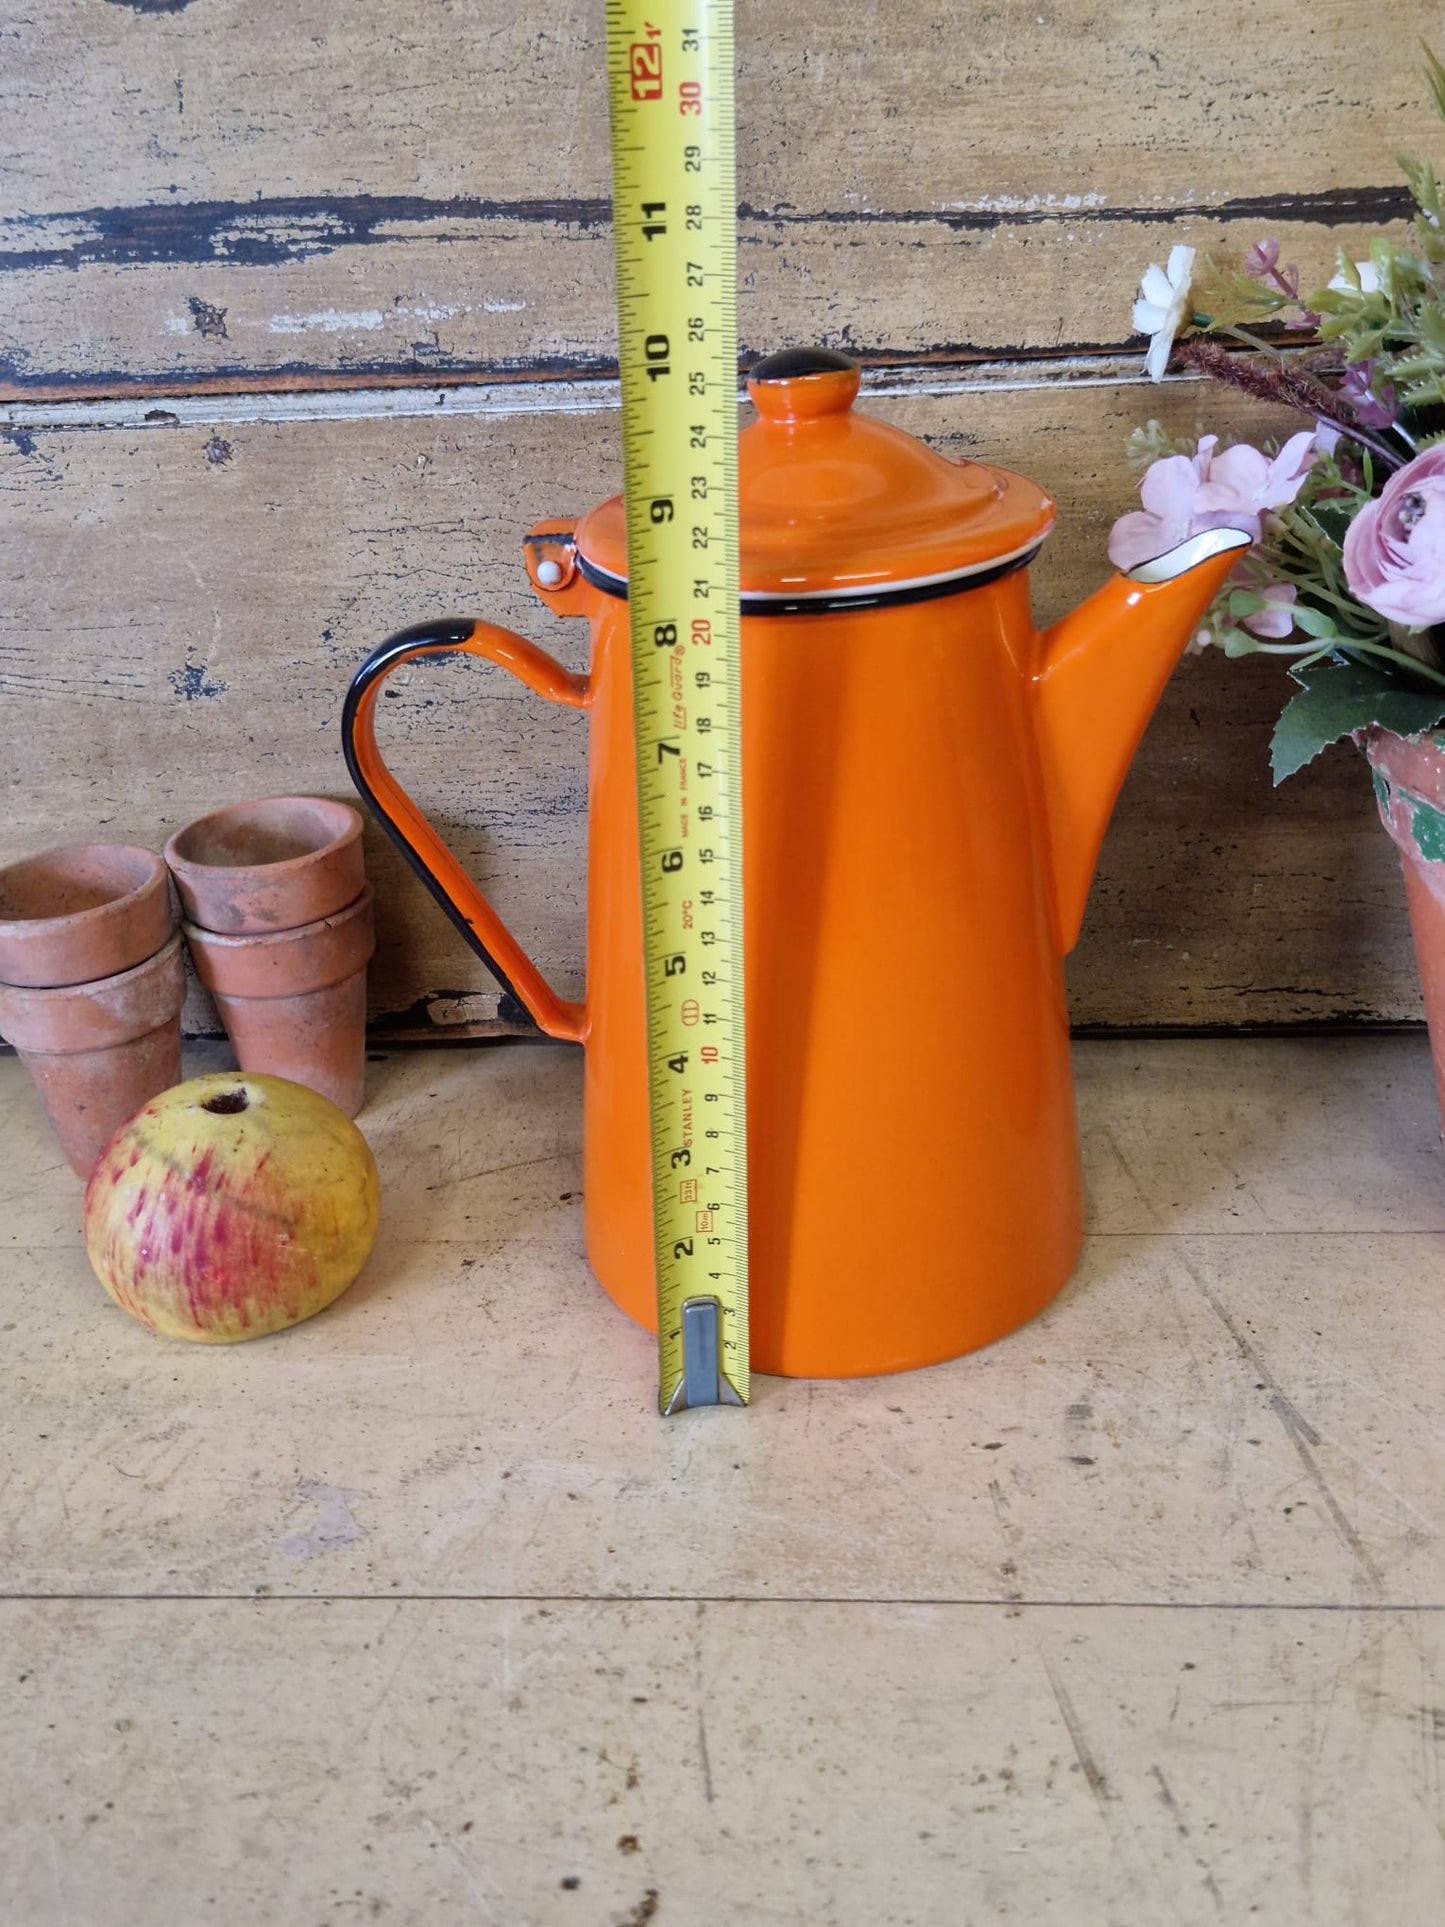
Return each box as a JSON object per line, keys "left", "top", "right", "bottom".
{"left": 341, "top": 617, "right": 537, "bottom": 1030}
{"left": 576, "top": 544, "right": 1042, "bottom": 615}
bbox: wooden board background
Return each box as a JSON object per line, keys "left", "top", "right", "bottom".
{"left": 2, "top": 0, "right": 1439, "bottom": 1033}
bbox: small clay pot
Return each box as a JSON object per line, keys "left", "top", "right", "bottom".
{"left": 0, "top": 933, "right": 187, "bottom": 1176}
{"left": 183, "top": 887, "right": 375, "bottom": 1116}
{"left": 164, "top": 797, "right": 366, "bottom": 935}
{"left": 0, "top": 844, "right": 173, "bottom": 989}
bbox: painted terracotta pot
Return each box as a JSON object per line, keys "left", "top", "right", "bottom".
{"left": 0, "top": 843, "right": 173, "bottom": 989}
{"left": 341, "top": 348, "right": 1249, "bottom": 1378}
{"left": 182, "top": 886, "right": 375, "bottom": 1117}
{"left": 1364, "top": 728, "right": 1445, "bottom": 1130}
{"left": 0, "top": 933, "right": 186, "bottom": 1176}
{"left": 164, "top": 797, "right": 365, "bottom": 935}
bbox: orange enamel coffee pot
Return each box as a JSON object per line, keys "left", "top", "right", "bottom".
{"left": 343, "top": 349, "right": 1246, "bottom": 1379}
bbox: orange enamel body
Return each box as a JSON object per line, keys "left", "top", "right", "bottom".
{"left": 344, "top": 353, "right": 1246, "bottom": 1378}
{"left": 579, "top": 573, "right": 1082, "bottom": 1376}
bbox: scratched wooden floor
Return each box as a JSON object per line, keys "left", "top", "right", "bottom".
{"left": 4, "top": 1033, "right": 1445, "bottom": 1925}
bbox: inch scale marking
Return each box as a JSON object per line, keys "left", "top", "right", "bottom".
{"left": 605, "top": 0, "right": 749, "bottom": 1412}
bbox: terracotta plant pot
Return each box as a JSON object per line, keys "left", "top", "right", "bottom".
{"left": 0, "top": 843, "right": 173, "bottom": 989}
{"left": 1364, "top": 727, "right": 1445, "bottom": 1131}
{"left": 164, "top": 797, "right": 365, "bottom": 935}
{"left": 183, "top": 887, "right": 375, "bottom": 1117}
{"left": 0, "top": 933, "right": 187, "bottom": 1176}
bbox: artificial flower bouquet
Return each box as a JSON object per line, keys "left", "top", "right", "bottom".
{"left": 1118, "top": 47, "right": 1445, "bottom": 785}
{"left": 1117, "top": 47, "right": 1445, "bottom": 1120}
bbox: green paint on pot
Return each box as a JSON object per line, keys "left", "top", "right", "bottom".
{"left": 1372, "top": 768, "right": 1391, "bottom": 810}
{"left": 1406, "top": 792, "right": 1445, "bottom": 863}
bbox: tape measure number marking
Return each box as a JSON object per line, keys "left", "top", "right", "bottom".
{"left": 605, "top": 1, "right": 749, "bottom": 1412}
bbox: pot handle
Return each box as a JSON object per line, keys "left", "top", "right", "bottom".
{"left": 342, "top": 616, "right": 591, "bottom": 1043}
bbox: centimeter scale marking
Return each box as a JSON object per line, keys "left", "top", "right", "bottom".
{"left": 604, "top": 0, "right": 749, "bottom": 1412}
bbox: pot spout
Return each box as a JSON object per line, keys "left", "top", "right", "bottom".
{"left": 1032, "top": 527, "right": 1251, "bottom": 952}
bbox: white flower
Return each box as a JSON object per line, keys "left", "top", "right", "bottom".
{"left": 1132, "top": 244, "right": 1196, "bottom": 383}
{"left": 1328, "top": 260, "right": 1382, "bottom": 294}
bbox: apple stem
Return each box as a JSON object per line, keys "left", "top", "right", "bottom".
{"left": 201, "top": 1090, "right": 250, "bottom": 1115}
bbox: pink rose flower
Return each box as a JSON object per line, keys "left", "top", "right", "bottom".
{"left": 1342, "top": 444, "right": 1445, "bottom": 627}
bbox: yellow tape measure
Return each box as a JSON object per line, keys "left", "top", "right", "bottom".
{"left": 605, "top": 0, "right": 748, "bottom": 1413}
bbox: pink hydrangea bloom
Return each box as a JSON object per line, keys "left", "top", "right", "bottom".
{"left": 1108, "top": 432, "right": 1318, "bottom": 572}
{"left": 1195, "top": 432, "right": 1319, "bottom": 523}
{"left": 1342, "top": 443, "right": 1445, "bottom": 626}
{"left": 1108, "top": 437, "right": 1218, "bottom": 572}
{"left": 1241, "top": 582, "right": 1298, "bottom": 638}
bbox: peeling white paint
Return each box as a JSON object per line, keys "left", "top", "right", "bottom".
{"left": 263, "top": 300, "right": 522, "bottom": 332}
{"left": 941, "top": 191, "right": 1109, "bottom": 214}
{"left": 0, "top": 355, "right": 1188, "bottom": 437}
{"left": 163, "top": 315, "right": 191, "bottom": 335}
{"left": 268, "top": 308, "right": 386, "bottom": 335}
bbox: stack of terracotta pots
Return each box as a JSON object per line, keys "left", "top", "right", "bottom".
{"left": 165, "top": 798, "right": 374, "bottom": 1119}
{"left": 0, "top": 846, "right": 187, "bottom": 1176}
{"left": 0, "top": 798, "right": 375, "bottom": 1177}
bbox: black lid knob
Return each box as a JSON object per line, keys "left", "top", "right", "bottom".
{"left": 748, "top": 347, "right": 860, "bottom": 383}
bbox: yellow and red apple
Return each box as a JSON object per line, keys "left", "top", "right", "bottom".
{"left": 83, "top": 1072, "right": 380, "bottom": 1342}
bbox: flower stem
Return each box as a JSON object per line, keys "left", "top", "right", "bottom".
{"left": 1183, "top": 331, "right": 1407, "bottom": 471}
{"left": 1278, "top": 576, "right": 1380, "bottom": 627}
{"left": 1238, "top": 637, "right": 1337, "bottom": 655}
{"left": 1329, "top": 637, "right": 1445, "bottom": 688}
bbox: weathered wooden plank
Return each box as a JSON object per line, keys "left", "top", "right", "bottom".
{"left": 2, "top": 0, "right": 1440, "bottom": 387}
{"left": 0, "top": 207, "right": 1409, "bottom": 394}
{"left": 11, "top": 3, "right": 1436, "bottom": 214}
{"left": 0, "top": 370, "right": 1416, "bottom": 1032}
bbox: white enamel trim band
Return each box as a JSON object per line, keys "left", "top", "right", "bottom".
{"left": 576, "top": 528, "right": 1053, "bottom": 602}
{"left": 1126, "top": 527, "right": 1252, "bottom": 585}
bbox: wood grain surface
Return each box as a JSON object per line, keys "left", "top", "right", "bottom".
{"left": 0, "top": 0, "right": 1438, "bottom": 389}
{"left": 0, "top": 0, "right": 1435, "bottom": 1029}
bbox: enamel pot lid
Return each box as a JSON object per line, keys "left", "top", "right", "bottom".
{"left": 572, "top": 348, "right": 1056, "bottom": 613}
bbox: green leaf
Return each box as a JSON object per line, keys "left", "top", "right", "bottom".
{"left": 1291, "top": 604, "right": 1339, "bottom": 639}
{"left": 1401, "top": 371, "right": 1445, "bottom": 409}
{"left": 1422, "top": 40, "right": 1445, "bottom": 124}
{"left": 1125, "top": 419, "right": 1192, "bottom": 473}
{"left": 1227, "top": 589, "right": 1267, "bottom": 617}
{"left": 1309, "top": 500, "right": 1354, "bottom": 547}
{"left": 1270, "top": 660, "right": 1445, "bottom": 784}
